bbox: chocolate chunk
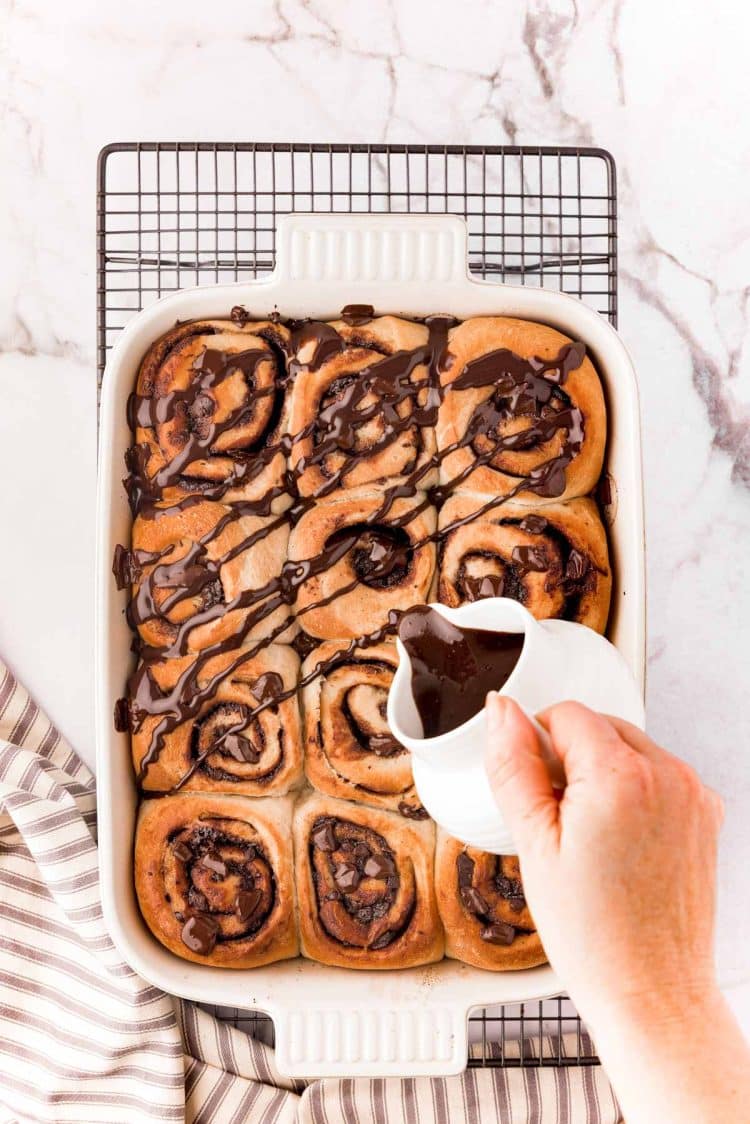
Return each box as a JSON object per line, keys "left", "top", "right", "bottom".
{"left": 292, "top": 632, "right": 318, "bottom": 659}
{"left": 230, "top": 305, "right": 250, "bottom": 327}
{"left": 363, "top": 854, "right": 395, "bottom": 879}
{"left": 464, "top": 573, "right": 505, "bottom": 601}
{"left": 250, "top": 671, "right": 283, "bottom": 705}
{"left": 530, "top": 457, "right": 569, "bottom": 498}
{"left": 397, "top": 801, "right": 430, "bottom": 820}
{"left": 112, "top": 544, "right": 142, "bottom": 590}
{"left": 113, "top": 698, "right": 131, "bottom": 733}
{"left": 333, "top": 861, "right": 361, "bottom": 892}
{"left": 480, "top": 921, "right": 516, "bottom": 945}
{"left": 456, "top": 852, "right": 476, "bottom": 890}
{"left": 519, "top": 515, "right": 548, "bottom": 534}
{"left": 368, "top": 733, "right": 402, "bottom": 757}
{"left": 565, "top": 549, "right": 589, "bottom": 582}
{"left": 312, "top": 821, "right": 337, "bottom": 852}
{"left": 172, "top": 841, "right": 192, "bottom": 863}
{"left": 181, "top": 914, "right": 219, "bottom": 955}
{"left": 236, "top": 889, "right": 261, "bottom": 922}
{"left": 509, "top": 896, "right": 526, "bottom": 913}
{"left": 222, "top": 733, "right": 260, "bottom": 763}
{"left": 461, "top": 886, "right": 490, "bottom": 916}
{"left": 511, "top": 545, "right": 548, "bottom": 573}
{"left": 201, "top": 852, "right": 227, "bottom": 878}
{"left": 340, "top": 303, "right": 374, "bottom": 327}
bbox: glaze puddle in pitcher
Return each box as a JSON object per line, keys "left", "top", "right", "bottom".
{"left": 398, "top": 605, "right": 524, "bottom": 738}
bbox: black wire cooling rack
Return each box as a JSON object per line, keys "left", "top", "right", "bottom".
{"left": 97, "top": 142, "right": 616, "bottom": 1069}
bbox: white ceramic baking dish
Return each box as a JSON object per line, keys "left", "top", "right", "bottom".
{"left": 95, "top": 213, "right": 645, "bottom": 1079}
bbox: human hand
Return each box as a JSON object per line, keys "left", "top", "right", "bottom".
{"left": 484, "top": 697, "right": 724, "bottom": 1028}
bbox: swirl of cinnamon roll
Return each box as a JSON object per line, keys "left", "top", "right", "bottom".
{"left": 301, "top": 641, "right": 424, "bottom": 817}
{"left": 437, "top": 494, "right": 611, "bottom": 633}
{"left": 436, "top": 317, "right": 605, "bottom": 504}
{"left": 435, "top": 832, "right": 545, "bottom": 970}
{"left": 127, "top": 317, "right": 292, "bottom": 513}
{"left": 293, "top": 792, "right": 443, "bottom": 969}
{"left": 288, "top": 489, "right": 437, "bottom": 640}
{"left": 288, "top": 316, "right": 438, "bottom": 498}
{"left": 130, "top": 643, "right": 302, "bottom": 795}
{"left": 127, "top": 498, "right": 295, "bottom": 656}
{"left": 135, "top": 793, "right": 298, "bottom": 967}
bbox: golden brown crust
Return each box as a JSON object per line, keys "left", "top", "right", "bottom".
{"left": 293, "top": 791, "right": 443, "bottom": 969}
{"left": 437, "top": 317, "right": 606, "bottom": 503}
{"left": 135, "top": 793, "right": 298, "bottom": 968}
{"left": 437, "top": 494, "right": 611, "bottom": 633}
{"left": 133, "top": 644, "right": 303, "bottom": 795}
{"left": 288, "top": 316, "right": 436, "bottom": 497}
{"left": 288, "top": 489, "right": 436, "bottom": 640}
{"left": 131, "top": 500, "right": 295, "bottom": 653}
{"left": 134, "top": 318, "right": 292, "bottom": 510}
{"left": 301, "top": 641, "right": 423, "bottom": 816}
{"left": 435, "top": 832, "right": 546, "bottom": 971}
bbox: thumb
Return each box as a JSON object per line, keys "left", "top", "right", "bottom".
{"left": 484, "top": 694, "right": 560, "bottom": 853}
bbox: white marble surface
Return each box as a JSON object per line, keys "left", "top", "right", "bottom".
{"left": 1, "top": 0, "right": 749, "bottom": 1028}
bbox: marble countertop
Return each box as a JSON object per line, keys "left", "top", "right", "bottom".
{"left": 1, "top": 0, "right": 748, "bottom": 1028}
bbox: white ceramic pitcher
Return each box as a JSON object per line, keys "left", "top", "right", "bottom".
{"left": 387, "top": 598, "right": 645, "bottom": 854}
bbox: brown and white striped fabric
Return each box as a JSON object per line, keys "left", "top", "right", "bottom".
{"left": 0, "top": 657, "right": 621, "bottom": 1123}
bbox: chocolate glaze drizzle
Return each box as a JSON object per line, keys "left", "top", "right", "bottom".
{"left": 117, "top": 309, "right": 591, "bottom": 795}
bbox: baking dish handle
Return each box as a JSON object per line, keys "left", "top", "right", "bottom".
{"left": 272, "top": 1000, "right": 470, "bottom": 1078}
{"left": 273, "top": 212, "right": 470, "bottom": 290}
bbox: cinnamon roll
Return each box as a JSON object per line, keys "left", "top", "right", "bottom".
{"left": 131, "top": 643, "right": 303, "bottom": 795}
{"left": 437, "top": 494, "right": 611, "bottom": 633}
{"left": 288, "top": 315, "right": 437, "bottom": 498}
{"left": 301, "top": 641, "right": 423, "bottom": 817}
{"left": 127, "top": 317, "right": 292, "bottom": 513}
{"left": 435, "top": 832, "right": 545, "bottom": 971}
{"left": 288, "top": 489, "right": 436, "bottom": 640}
{"left": 128, "top": 499, "right": 295, "bottom": 655}
{"left": 135, "top": 793, "right": 298, "bottom": 968}
{"left": 293, "top": 792, "right": 443, "bottom": 969}
{"left": 436, "top": 317, "right": 605, "bottom": 503}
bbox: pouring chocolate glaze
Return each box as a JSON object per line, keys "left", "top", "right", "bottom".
{"left": 388, "top": 597, "right": 645, "bottom": 853}
{"left": 398, "top": 606, "right": 524, "bottom": 738}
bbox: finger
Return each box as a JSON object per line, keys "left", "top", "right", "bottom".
{"left": 537, "top": 701, "right": 635, "bottom": 786}
{"left": 484, "top": 694, "right": 559, "bottom": 851}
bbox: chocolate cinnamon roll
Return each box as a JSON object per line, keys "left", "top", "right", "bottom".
{"left": 128, "top": 499, "right": 295, "bottom": 655}
{"left": 131, "top": 643, "right": 302, "bottom": 795}
{"left": 435, "top": 832, "right": 545, "bottom": 971}
{"left": 135, "top": 793, "right": 298, "bottom": 968}
{"left": 288, "top": 489, "right": 436, "bottom": 640}
{"left": 293, "top": 792, "right": 443, "bottom": 969}
{"left": 127, "top": 318, "right": 292, "bottom": 513}
{"left": 301, "top": 641, "right": 423, "bottom": 817}
{"left": 436, "top": 317, "right": 605, "bottom": 504}
{"left": 288, "top": 316, "right": 437, "bottom": 498}
{"left": 437, "top": 494, "right": 611, "bottom": 633}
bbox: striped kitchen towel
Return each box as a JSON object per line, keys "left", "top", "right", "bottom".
{"left": 0, "top": 657, "right": 621, "bottom": 1123}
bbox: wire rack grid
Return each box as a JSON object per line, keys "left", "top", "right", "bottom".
{"left": 97, "top": 141, "right": 617, "bottom": 1069}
